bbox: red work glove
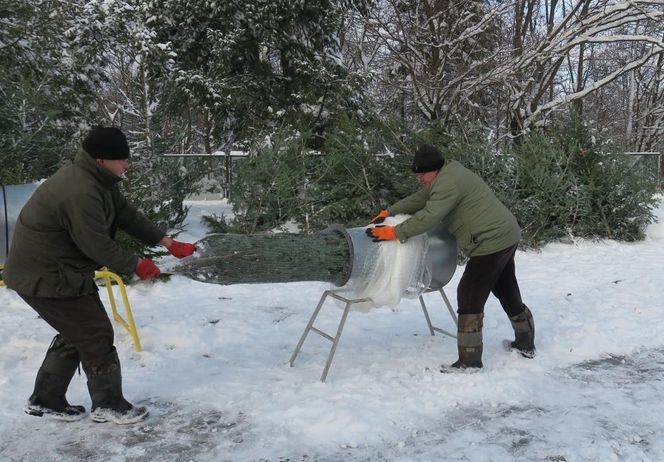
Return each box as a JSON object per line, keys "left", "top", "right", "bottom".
{"left": 370, "top": 209, "right": 389, "bottom": 224}
{"left": 167, "top": 240, "right": 197, "bottom": 258}
{"left": 135, "top": 258, "right": 161, "bottom": 280}
{"left": 365, "top": 225, "right": 397, "bottom": 242}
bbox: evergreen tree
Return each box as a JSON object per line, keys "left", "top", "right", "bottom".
{"left": 228, "top": 115, "right": 414, "bottom": 233}
{"left": 70, "top": 0, "right": 211, "bottom": 250}
{"left": 148, "top": 0, "right": 366, "bottom": 149}
{"left": 0, "top": 0, "right": 105, "bottom": 184}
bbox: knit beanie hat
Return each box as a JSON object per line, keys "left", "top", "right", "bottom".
{"left": 412, "top": 144, "right": 445, "bottom": 173}
{"left": 82, "top": 126, "right": 130, "bottom": 160}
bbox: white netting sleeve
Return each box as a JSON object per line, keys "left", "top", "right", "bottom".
{"left": 338, "top": 215, "right": 431, "bottom": 311}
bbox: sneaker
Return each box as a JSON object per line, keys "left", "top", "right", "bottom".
{"left": 24, "top": 402, "right": 86, "bottom": 422}
{"left": 91, "top": 405, "right": 149, "bottom": 424}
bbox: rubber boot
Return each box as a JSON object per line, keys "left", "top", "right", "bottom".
{"left": 449, "top": 313, "right": 484, "bottom": 369}
{"left": 25, "top": 336, "right": 86, "bottom": 421}
{"left": 83, "top": 348, "right": 148, "bottom": 425}
{"left": 507, "top": 306, "right": 536, "bottom": 358}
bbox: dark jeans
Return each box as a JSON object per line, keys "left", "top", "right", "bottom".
{"left": 457, "top": 244, "right": 526, "bottom": 317}
{"left": 19, "top": 292, "right": 115, "bottom": 369}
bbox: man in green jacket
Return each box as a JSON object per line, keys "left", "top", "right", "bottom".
{"left": 3, "top": 126, "right": 196, "bottom": 423}
{"left": 366, "top": 144, "right": 535, "bottom": 369}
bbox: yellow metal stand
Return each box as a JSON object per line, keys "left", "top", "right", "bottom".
{"left": 95, "top": 270, "right": 142, "bottom": 352}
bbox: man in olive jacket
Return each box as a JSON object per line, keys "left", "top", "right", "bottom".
{"left": 366, "top": 144, "right": 535, "bottom": 369}
{"left": 4, "top": 126, "right": 196, "bottom": 423}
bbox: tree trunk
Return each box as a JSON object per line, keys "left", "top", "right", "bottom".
{"left": 172, "top": 230, "right": 352, "bottom": 286}
{"left": 625, "top": 69, "right": 636, "bottom": 143}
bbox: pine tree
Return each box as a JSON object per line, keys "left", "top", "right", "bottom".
{"left": 0, "top": 0, "right": 105, "bottom": 184}
{"left": 147, "top": 0, "right": 365, "bottom": 149}
{"left": 78, "top": 0, "right": 210, "bottom": 243}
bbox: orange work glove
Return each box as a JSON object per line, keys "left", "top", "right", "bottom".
{"left": 135, "top": 258, "right": 161, "bottom": 280}
{"left": 370, "top": 209, "right": 389, "bottom": 224}
{"left": 167, "top": 240, "right": 197, "bottom": 258}
{"left": 365, "top": 225, "right": 397, "bottom": 242}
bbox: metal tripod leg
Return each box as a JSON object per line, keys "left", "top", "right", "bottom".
{"left": 320, "top": 299, "right": 352, "bottom": 382}
{"left": 291, "top": 287, "right": 458, "bottom": 381}
{"left": 289, "top": 290, "right": 330, "bottom": 367}
{"left": 419, "top": 295, "right": 436, "bottom": 336}
{"left": 439, "top": 288, "right": 458, "bottom": 325}
{"left": 419, "top": 288, "right": 458, "bottom": 339}
{"left": 289, "top": 290, "right": 371, "bottom": 382}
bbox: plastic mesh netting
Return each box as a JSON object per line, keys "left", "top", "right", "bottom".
{"left": 337, "top": 215, "right": 431, "bottom": 311}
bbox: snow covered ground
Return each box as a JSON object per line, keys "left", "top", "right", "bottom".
{"left": 2, "top": 198, "right": 664, "bottom": 461}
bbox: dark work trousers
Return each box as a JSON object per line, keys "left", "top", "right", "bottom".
{"left": 19, "top": 292, "right": 115, "bottom": 368}
{"left": 456, "top": 244, "right": 526, "bottom": 317}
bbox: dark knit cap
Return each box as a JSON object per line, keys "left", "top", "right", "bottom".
{"left": 412, "top": 144, "right": 445, "bottom": 173}
{"left": 82, "top": 126, "right": 130, "bottom": 160}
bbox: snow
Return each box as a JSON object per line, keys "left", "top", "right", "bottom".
{"left": 2, "top": 198, "right": 664, "bottom": 460}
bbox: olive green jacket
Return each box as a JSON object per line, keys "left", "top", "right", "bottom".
{"left": 387, "top": 160, "right": 520, "bottom": 257}
{"left": 3, "top": 151, "right": 165, "bottom": 297}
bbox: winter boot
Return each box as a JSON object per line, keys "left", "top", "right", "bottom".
{"left": 83, "top": 348, "right": 148, "bottom": 425}
{"left": 25, "top": 336, "right": 86, "bottom": 421}
{"left": 444, "top": 313, "right": 484, "bottom": 370}
{"left": 506, "top": 306, "right": 536, "bottom": 358}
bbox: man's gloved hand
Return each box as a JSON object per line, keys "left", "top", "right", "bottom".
{"left": 370, "top": 209, "right": 389, "bottom": 224}
{"left": 167, "top": 240, "right": 197, "bottom": 258}
{"left": 135, "top": 258, "right": 161, "bottom": 280}
{"left": 365, "top": 225, "right": 397, "bottom": 242}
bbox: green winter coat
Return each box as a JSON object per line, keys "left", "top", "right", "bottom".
{"left": 387, "top": 159, "right": 520, "bottom": 257}
{"left": 3, "top": 151, "right": 165, "bottom": 297}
